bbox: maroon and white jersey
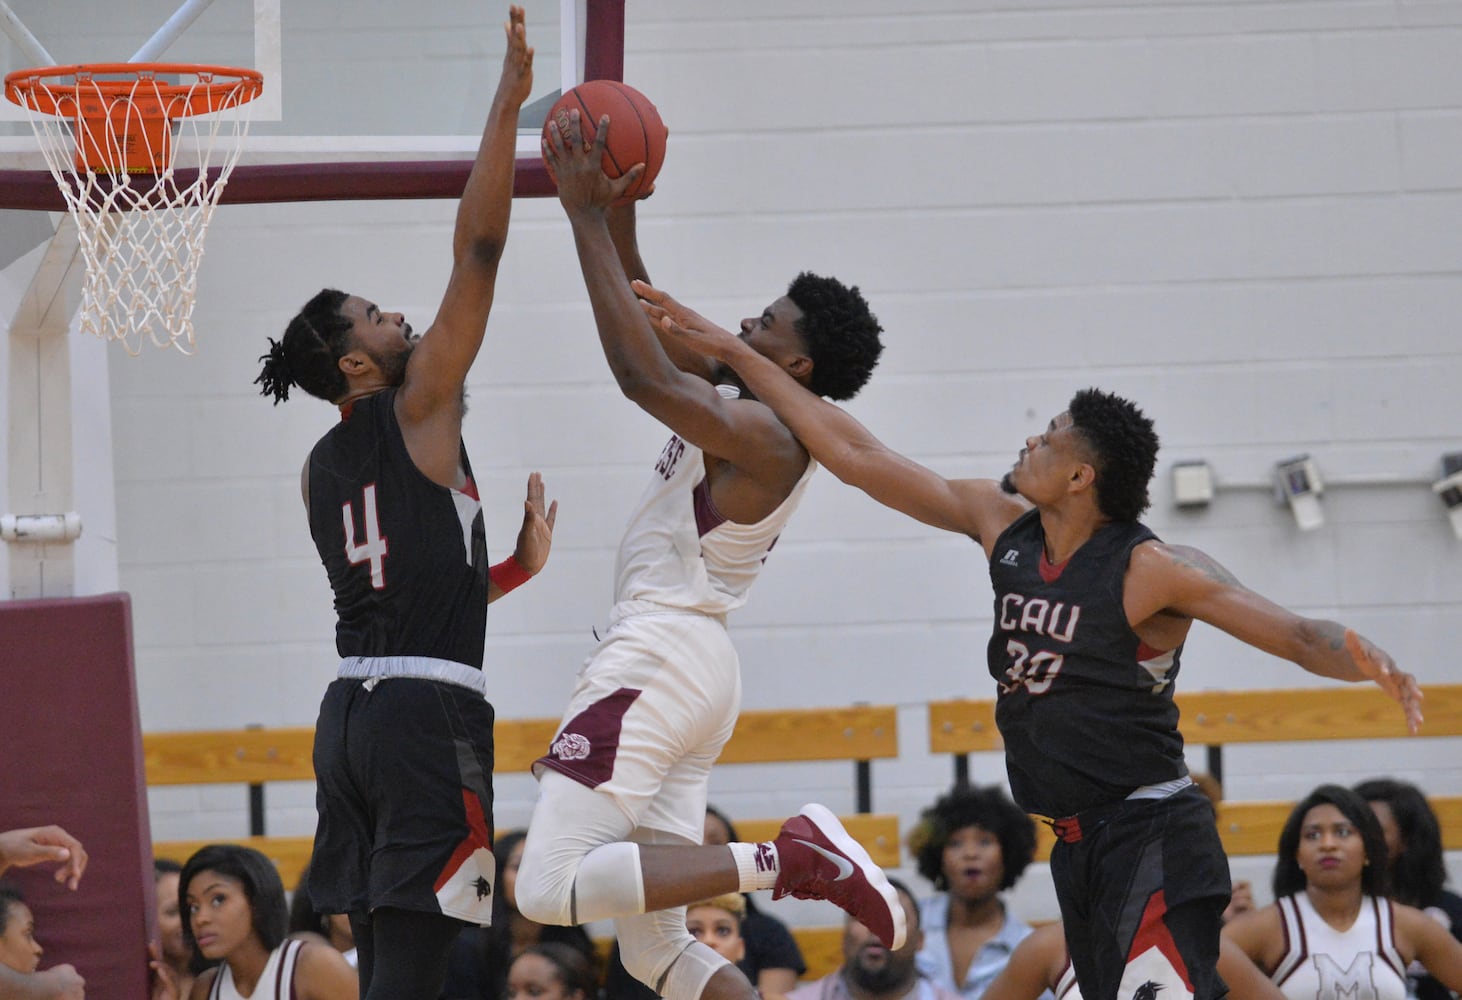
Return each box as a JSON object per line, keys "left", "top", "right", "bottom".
{"left": 612, "top": 385, "right": 815, "bottom": 617}
{"left": 1273, "top": 893, "right": 1406, "bottom": 1000}
{"left": 208, "top": 939, "right": 303, "bottom": 1000}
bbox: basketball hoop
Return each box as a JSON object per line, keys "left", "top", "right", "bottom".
{"left": 4, "top": 63, "right": 263, "bottom": 354}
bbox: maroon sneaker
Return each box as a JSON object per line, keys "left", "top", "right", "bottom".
{"left": 771, "top": 803, "right": 907, "bottom": 949}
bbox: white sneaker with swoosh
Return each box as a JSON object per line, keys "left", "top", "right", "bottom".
{"left": 771, "top": 803, "right": 907, "bottom": 949}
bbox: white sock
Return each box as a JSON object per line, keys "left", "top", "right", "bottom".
{"left": 729, "top": 841, "right": 780, "bottom": 892}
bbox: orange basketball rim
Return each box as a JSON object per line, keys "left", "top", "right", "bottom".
{"left": 5, "top": 62, "right": 263, "bottom": 174}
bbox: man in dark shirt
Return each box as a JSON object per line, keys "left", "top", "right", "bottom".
{"left": 253, "top": 10, "right": 554, "bottom": 1000}
{"left": 635, "top": 291, "right": 1422, "bottom": 1000}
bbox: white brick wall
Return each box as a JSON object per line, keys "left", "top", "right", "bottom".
{"left": 7, "top": 1, "right": 1462, "bottom": 923}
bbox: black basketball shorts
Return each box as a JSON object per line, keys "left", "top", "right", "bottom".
{"left": 308, "top": 676, "right": 496, "bottom": 924}
{"left": 1049, "top": 784, "right": 1232, "bottom": 1000}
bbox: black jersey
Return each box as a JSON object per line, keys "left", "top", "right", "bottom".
{"left": 987, "top": 508, "right": 1187, "bottom": 818}
{"left": 307, "top": 389, "right": 489, "bottom": 667}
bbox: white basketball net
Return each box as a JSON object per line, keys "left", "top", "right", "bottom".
{"left": 7, "top": 67, "right": 261, "bottom": 354}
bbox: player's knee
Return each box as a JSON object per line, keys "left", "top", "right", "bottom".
{"left": 620, "top": 926, "right": 693, "bottom": 989}
{"left": 513, "top": 840, "right": 574, "bottom": 926}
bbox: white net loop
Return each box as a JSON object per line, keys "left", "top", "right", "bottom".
{"left": 5, "top": 65, "right": 262, "bottom": 354}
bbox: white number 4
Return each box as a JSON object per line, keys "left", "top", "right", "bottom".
{"left": 343, "top": 484, "right": 389, "bottom": 589}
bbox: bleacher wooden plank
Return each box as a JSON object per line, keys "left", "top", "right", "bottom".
{"left": 153, "top": 835, "right": 316, "bottom": 890}
{"left": 735, "top": 814, "right": 901, "bottom": 869}
{"left": 155, "top": 814, "right": 901, "bottom": 893}
{"left": 928, "top": 699, "right": 1001, "bottom": 754}
{"left": 928, "top": 685, "right": 1462, "bottom": 756}
{"left": 145, "top": 727, "right": 316, "bottom": 785}
{"left": 1177, "top": 685, "right": 1462, "bottom": 744}
{"left": 147, "top": 705, "right": 900, "bottom": 785}
{"left": 720, "top": 706, "right": 899, "bottom": 764}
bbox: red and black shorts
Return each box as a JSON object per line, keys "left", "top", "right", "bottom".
{"left": 308, "top": 675, "right": 496, "bottom": 924}
{"left": 1048, "top": 784, "right": 1232, "bottom": 1000}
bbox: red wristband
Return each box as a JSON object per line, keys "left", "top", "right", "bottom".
{"left": 489, "top": 555, "right": 532, "bottom": 594}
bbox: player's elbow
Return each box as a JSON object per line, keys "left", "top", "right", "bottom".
{"left": 460, "top": 234, "right": 506, "bottom": 270}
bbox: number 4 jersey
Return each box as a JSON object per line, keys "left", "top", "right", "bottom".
{"left": 307, "top": 389, "right": 489, "bottom": 666}
{"left": 987, "top": 508, "right": 1187, "bottom": 818}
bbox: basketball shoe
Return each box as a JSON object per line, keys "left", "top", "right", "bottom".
{"left": 771, "top": 803, "right": 907, "bottom": 949}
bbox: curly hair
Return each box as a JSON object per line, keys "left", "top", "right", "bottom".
{"left": 1273, "top": 784, "right": 1390, "bottom": 900}
{"left": 179, "top": 844, "right": 290, "bottom": 955}
{"left": 785, "top": 272, "right": 884, "bottom": 401}
{"left": 1066, "top": 387, "right": 1160, "bottom": 522}
{"left": 908, "top": 783, "right": 1036, "bottom": 892}
{"left": 1354, "top": 777, "right": 1449, "bottom": 908}
{"left": 255, "top": 288, "right": 354, "bottom": 404}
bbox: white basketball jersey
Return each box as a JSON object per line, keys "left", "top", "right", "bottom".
{"left": 613, "top": 386, "right": 816, "bottom": 616}
{"left": 1273, "top": 893, "right": 1406, "bottom": 1000}
{"left": 209, "top": 938, "right": 302, "bottom": 1000}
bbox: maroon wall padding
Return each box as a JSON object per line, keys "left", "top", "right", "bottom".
{"left": 0, "top": 592, "right": 156, "bottom": 1000}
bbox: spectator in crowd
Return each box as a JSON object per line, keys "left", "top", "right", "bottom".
{"left": 1223, "top": 785, "right": 1462, "bottom": 1000}
{"left": 442, "top": 831, "right": 595, "bottom": 1000}
{"left": 787, "top": 878, "right": 958, "bottom": 1000}
{"left": 604, "top": 807, "right": 807, "bottom": 1000}
{"left": 686, "top": 895, "right": 749, "bottom": 968}
{"left": 154, "top": 859, "right": 205, "bottom": 998}
{"left": 907, "top": 786, "right": 1037, "bottom": 1000}
{"left": 151, "top": 844, "right": 356, "bottom": 1000}
{"left": 1355, "top": 777, "right": 1462, "bottom": 1000}
{"left": 288, "top": 863, "right": 358, "bottom": 968}
{"left": 0, "top": 826, "right": 86, "bottom": 1000}
{"left": 0, "top": 887, "right": 43, "bottom": 976}
{"left": 508, "top": 942, "right": 601, "bottom": 1000}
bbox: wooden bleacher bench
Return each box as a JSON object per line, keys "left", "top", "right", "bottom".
{"left": 929, "top": 683, "right": 1462, "bottom": 862}
{"left": 146, "top": 704, "right": 901, "bottom": 887}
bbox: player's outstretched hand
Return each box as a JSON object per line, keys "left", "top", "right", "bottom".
{"left": 0, "top": 825, "right": 88, "bottom": 889}
{"left": 543, "top": 110, "right": 644, "bottom": 214}
{"left": 496, "top": 6, "right": 534, "bottom": 109}
{"left": 1345, "top": 629, "right": 1423, "bottom": 734}
{"left": 632, "top": 281, "right": 741, "bottom": 361}
{"left": 513, "top": 472, "right": 557, "bottom": 577}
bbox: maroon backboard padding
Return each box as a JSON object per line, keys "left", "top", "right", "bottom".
{"left": 585, "top": 0, "right": 625, "bottom": 82}
{"left": 0, "top": 156, "right": 557, "bottom": 210}
{"left": 0, "top": 593, "right": 155, "bottom": 1000}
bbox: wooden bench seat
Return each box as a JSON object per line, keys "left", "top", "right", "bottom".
{"left": 148, "top": 705, "right": 901, "bottom": 888}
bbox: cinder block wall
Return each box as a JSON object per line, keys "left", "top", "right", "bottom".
{"left": 91, "top": 2, "right": 1462, "bottom": 923}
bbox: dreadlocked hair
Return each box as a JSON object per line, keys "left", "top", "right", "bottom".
{"left": 255, "top": 288, "right": 354, "bottom": 404}
{"left": 785, "top": 271, "right": 884, "bottom": 401}
{"left": 1067, "top": 387, "right": 1159, "bottom": 522}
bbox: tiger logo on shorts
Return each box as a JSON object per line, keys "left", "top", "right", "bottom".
{"left": 551, "top": 732, "right": 591, "bottom": 761}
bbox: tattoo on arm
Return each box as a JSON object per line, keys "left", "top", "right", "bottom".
{"left": 1164, "top": 544, "right": 1243, "bottom": 587}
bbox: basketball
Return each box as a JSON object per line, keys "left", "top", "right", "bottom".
{"left": 543, "top": 80, "right": 667, "bottom": 200}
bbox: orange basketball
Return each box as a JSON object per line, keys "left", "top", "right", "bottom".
{"left": 543, "top": 80, "right": 667, "bottom": 200}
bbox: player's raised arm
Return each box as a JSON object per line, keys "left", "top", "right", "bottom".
{"left": 1128, "top": 542, "right": 1424, "bottom": 733}
{"left": 605, "top": 201, "right": 716, "bottom": 382}
{"left": 546, "top": 112, "right": 803, "bottom": 481}
{"left": 639, "top": 281, "right": 1023, "bottom": 544}
{"left": 399, "top": 6, "right": 533, "bottom": 421}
